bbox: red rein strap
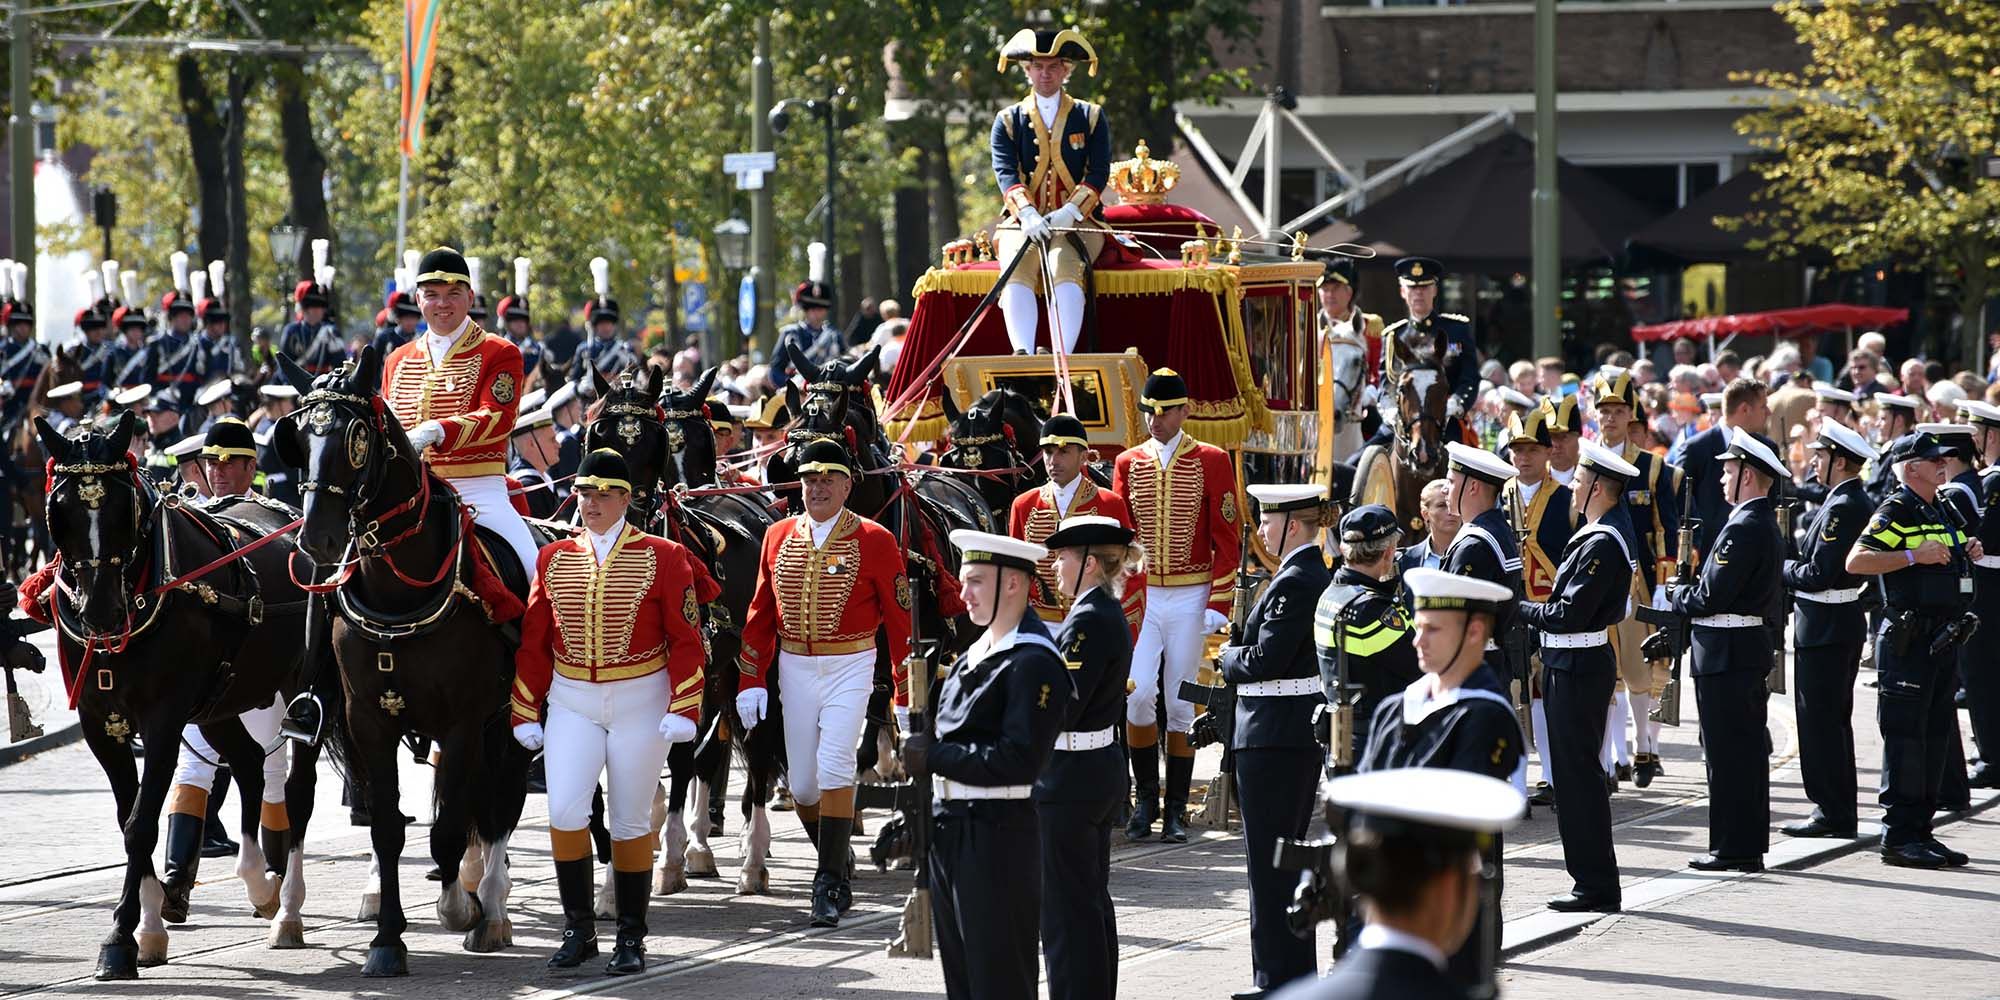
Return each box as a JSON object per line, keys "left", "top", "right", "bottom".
{"left": 149, "top": 516, "right": 304, "bottom": 597}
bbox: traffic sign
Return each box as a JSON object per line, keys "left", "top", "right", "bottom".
{"left": 726, "top": 151, "right": 776, "bottom": 191}
{"left": 739, "top": 273, "right": 758, "bottom": 338}
{"left": 682, "top": 281, "right": 708, "bottom": 333}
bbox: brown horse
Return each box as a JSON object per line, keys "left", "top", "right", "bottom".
{"left": 1352, "top": 339, "right": 1452, "bottom": 541}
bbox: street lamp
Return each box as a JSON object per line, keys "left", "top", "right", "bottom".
{"left": 713, "top": 214, "right": 752, "bottom": 358}
{"left": 268, "top": 222, "right": 304, "bottom": 316}
{"left": 770, "top": 88, "right": 844, "bottom": 319}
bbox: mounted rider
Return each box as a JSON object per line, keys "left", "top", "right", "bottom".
{"left": 1381, "top": 257, "right": 1479, "bottom": 444}
{"left": 279, "top": 240, "right": 346, "bottom": 378}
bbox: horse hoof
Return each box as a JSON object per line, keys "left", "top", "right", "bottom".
{"left": 95, "top": 940, "right": 140, "bottom": 981}
{"left": 249, "top": 876, "right": 283, "bottom": 920}
{"left": 463, "top": 920, "right": 511, "bottom": 953}
{"left": 686, "top": 846, "right": 717, "bottom": 877}
{"left": 735, "top": 867, "right": 770, "bottom": 896}
{"left": 268, "top": 919, "right": 306, "bottom": 949}
{"left": 356, "top": 892, "right": 381, "bottom": 921}
{"left": 436, "top": 886, "right": 484, "bottom": 933}
{"left": 361, "top": 944, "right": 409, "bottom": 978}
{"left": 136, "top": 931, "right": 169, "bottom": 967}
{"left": 654, "top": 863, "right": 688, "bottom": 896}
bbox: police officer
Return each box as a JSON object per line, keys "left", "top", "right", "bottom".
{"left": 1315, "top": 504, "right": 1418, "bottom": 767}
{"left": 902, "top": 529, "right": 1071, "bottom": 1000}
{"left": 1380, "top": 258, "right": 1477, "bottom": 441}
{"left": 1780, "top": 420, "right": 1875, "bottom": 839}
{"left": 1359, "top": 568, "right": 1526, "bottom": 999}
{"left": 1845, "top": 429, "right": 1981, "bottom": 868}
{"left": 1218, "top": 483, "right": 1333, "bottom": 999}
{"left": 1270, "top": 769, "right": 1525, "bottom": 1000}
{"left": 1518, "top": 439, "right": 1638, "bottom": 910}
{"left": 1036, "top": 514, "right": 1141, "bottom": 1000}
{"left": 1960, "top": 402, "right": 2000, "bottom": 789}
{"left": 1665, "top": 429, "right": 1787, "bottom": 873}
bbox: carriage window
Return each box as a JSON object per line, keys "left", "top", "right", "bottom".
{"left": 1241, "top": 293, "right": 1304, "bottom": 410}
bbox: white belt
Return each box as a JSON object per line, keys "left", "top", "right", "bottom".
{"left": 1693, "top": 614, "right": 1765, "bottom": 628}
{"left": 1541, "top": 631, "right": 1608, "bottom": 649}
{"left": 1053, "top": 726, "right": 1117, "bottom": 752}
{"left": 1237, "top": 676, "right": 1322, "bottom": 697}
{"left": 1976, "top": 555, "right": 2000, "bottom": 569}
{"left": 1797, "top": 586, "right": 1865, "bottom": 604}
{"left": 936, "top": 778, "right": 1033, "bottom": 801}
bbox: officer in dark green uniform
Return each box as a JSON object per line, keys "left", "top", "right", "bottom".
{"left": 1844, "top": 429, "right": 1982, "bottom": 869}
{"left": 1314, "top": 504, "right": 1418, "bottom": 768}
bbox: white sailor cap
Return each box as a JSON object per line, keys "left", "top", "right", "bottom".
{"left": 258, "top": 383, "right": 300, "bottom": 400}
{"left": 1247, "top": 483, "right": 1327, "bottom": 515}
{"left": 1445, "top": 442, "right": 1514, "bottom": 487}
{"left": 546, "top": 381, "right": 579, "bottom": 412}
{"left": 1403, "top": 566, "right": 1512, "bottom": 615}
{"left": 195, "top": 380, "right": 234, "bottom": 407}
{"left": 510, "top": 405, "right": 554, "bottom": 437}
{"left": 46, "top": 381, "right": 82, "bottom": 401}
{"left": 949, "top": 529, "right": 1047, "bottom": 574}
{"left": 727, "top": 404, "right": 754, "bottom": 423}
{"left": 1497, "top": 387, "right": 1537, "bottom": 411}
{"left": 517, "top": 386, "right": 548, "bottom": 413}
{"left": 1958, "top": 400, "right": 2000, "bottom": 430}
{"left": 1812, "top": 385, "right": 1857, "bottom": 405}
{"left": 165, "top": 433, "right": 206, "bottom": 461}
{"left": 1577, "top": 438, "right": 1640, "bottom": 484}
{"left": 1321, "top": 768, "right": 1526, "bottom": 845}
{"left": 1722, "top": 426, "right": 1789, "bottom": 480}
{"left": 111, "top": 384, "right": 153, "bottom": 407}
{"left": 1875, "top": 392, "right": 1919, "bottom": 412}
{"left": 1699, "top": 392, "right": 1724, "bottom": 410}
{"left": 1808, "top": 420, "right": 1874, "bottom": 462}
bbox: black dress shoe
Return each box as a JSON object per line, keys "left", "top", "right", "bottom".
{"left": 1633, "top": 756, "right": 1661, "bottom": 788}
{"left": 546, "top": 927, "right": 598, "bottom": 969}
{"left": 201, "top": 833, "right": 239, "bottom": 859}
{"left": 1970, "top": 762, "right": 1999, "bottom": 789}
{"left": 1882, "top": 843, "right": 1947, "bottom": 869}
{"left": 1925, "top": 839, "right": 1971, "bottom": 867}
{"left": 1604, "top": 774, "right": 1620, "bottom": 794}
{"left": 1229, "top": 989, "right": 1271, "bottom": 1000}
{"left": 1615, "top": 762, "right": 1633, "bottom": 783}
{"left": 1688, "top": 853, "right": 1762, "bottom": 873}
{"left": 1546, "top": 892, "right": 1620, "bottom": 913}
{"left": 1528, "top": 784, "right": 1555, "bottom": 808}
{"left": 1781, "top": 817, "right": 1858, "bottom": 839}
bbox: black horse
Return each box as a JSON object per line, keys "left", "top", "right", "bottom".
{"left": 36, "top": 412, "right": 319, "bottom": 980}
{"left": 580, "top": 363, "right": 783, "bottom": 895}
{"left": 271, "top": 350, "right": 530, "bottom": 976}
{"left": 934, "top": 387, "right": 1046, "bottom": 531}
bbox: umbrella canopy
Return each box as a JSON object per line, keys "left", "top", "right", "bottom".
{"left": 1343, "top": 131, "right": 1656, "bottom": 272}
{"left": 1625, "top": 169, "right": 1831, "bottom": 266}
{"left": 1631, "top": 304, "right": 1909, "bottom": 342}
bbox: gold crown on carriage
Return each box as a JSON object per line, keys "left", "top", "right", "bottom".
{"left": 1110, "top": 140, "right": 1180, "bottom": 206}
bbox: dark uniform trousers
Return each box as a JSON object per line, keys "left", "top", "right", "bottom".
{"left": 1036, "top": 794, "right": 1119, "bottom": 1000}
{"left": 1541, "top": 649, "right": 1619, "bottom": 898}
{"left": 1234, "top": 746, "right": 1322, "bottom": 990}
{"left": 1878, "top": 616, "right": 1962, "bottom": 846}
{"left": 1792, "top": 637, "right": 1863, "bottom": 828}
{"left": 1964, "top": 578, "right": 2000, "bottom": 774}
{"left": 933, "top": 801, "right": 1043, "bottom": 1000}
{"left": 1693, "top": 654, "right": 1771, "bottom": 858}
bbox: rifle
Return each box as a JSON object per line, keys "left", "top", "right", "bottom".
{"left": 1636, "top": 471, "right": 1698, "bottom": 726}
{"left": 1770, "top": 481, "right": 1799, "bottom": 694}
{"left": 1316, "top": 586, "right": 1371, "bottom": 776}
{"left": 886, "top": 612, "right": 934, "bottom": 958}
{"left": 0, "top": 581, "right": 48, "bottom": 743}
{"left": 1183, "top": 518, "right": 1263, "bottom": 828}
{"left": 1501, "top": 485, "right": 1534, "bottom": 749}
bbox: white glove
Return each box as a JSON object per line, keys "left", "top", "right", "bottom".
{"left": 1046, "top": 204, "right": 1083, "bottom": 233}
{"left": 1356, "top": 384, "right": 1379, "bottom": 413}
{"left": 511, "top": 722, "right": 544, "bottom": 752}
{"left": 1445, "top": 396, "right": 1464, "bottom": 420}
{"left": 658, "top": 713, "right": 697, "bottom": 744}
{"left": 736, "top": 687, "right": 768, "bottom": 730}
{"left": 1018, "top": 206, "right": 1051, "bottom": 243}
{"left": 894, "top": 705, "right": 912, "bottom": 738}
{"left": 1651, "top": 585, "right": 1668, "bottom": 610}
{"left": 1204, "top": 609, "right": 1230, "bottom": 634}
{"left": 406, "top": 420, "right": 445, "bottom": 451}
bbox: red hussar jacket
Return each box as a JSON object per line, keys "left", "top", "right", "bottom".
{"left": 1113, "top": 432, "right": 1240, "bottom": 614}
{"left": 382, "top": 319, "right": 524, "bottom": 479}
{"left": 1008, "top": 476, "right": 1146, "bottom": 633}
{"left": 738, "top": 508, "right": 913, "bottom": 689}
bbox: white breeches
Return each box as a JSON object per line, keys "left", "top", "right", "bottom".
{"left": 448, "top": 473, "right": 541, "bottom": 575}
{"left": 173, "top": 694, "right": 287, "bottom": 803}
{"left": 776, "top": 649, "right": 875, "bottom": 808}
{"left": 544, "top": 673, "right": 673, "bottom": 838}
{"left": 1129, "top": 583, "right": 1209, "bottom": 733}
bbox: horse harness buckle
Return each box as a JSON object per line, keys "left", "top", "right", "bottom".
{"left": 247, "top": 596, "right": 264, "bottom": 626}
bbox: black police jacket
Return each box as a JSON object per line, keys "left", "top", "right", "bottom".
{"left": 1783, "top": 477, "right": 1871, "bottom": 649}
{"left": 1974, "top": 468, "right": 2000, "bottom": 609}
{"left": 1359, "top": 665, "right": 1523, "bottom": 782}
{"left": 1034, "top": 586, "right": 1131, "bottom": 803}
{"left": 1668, "top": 495, "right": 1780, "bottom": 676}
{"left": 1315, "top": 566, "right": 1419, "bottom": 741}
{"left": 931, "top": 613, "right": 1074, "bottom": 790}
{"left": 1218, "top": 544, "right": 1333, "bottom": 752}
{"left": 1442, "top": 507, "right": 1523, "bottom": 697}
{"left": 1516, "top": 506, "right": 1636, "bottom": 673}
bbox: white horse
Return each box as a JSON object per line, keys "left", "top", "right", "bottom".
{"left": 1326, "top": 332, "right": 1373, "bottom": 466}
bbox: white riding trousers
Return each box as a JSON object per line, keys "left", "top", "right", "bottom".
{"left": 447, "top": 473, "right": 542, "bottom": 576}
{"left": 1129, "top": 583, "right": 1209, "bottom": 733}
{"left": 544, "top": 672, "right": 674, "bottom": 839}
{"left": 776, "top": 648, "right": 875, "bottom": 808}
{"left": 173, "top": 693, "right": 288, "bottom": 804}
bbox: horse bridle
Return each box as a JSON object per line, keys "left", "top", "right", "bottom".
{"left": 1325, "top": 335, "right": 1369, "bottom": 422}
{"left": 584, "top": 396, "right": 668, "bottom": 519}
{"left": 295, "top": 387, "right": 430, "bottom": 555}
{"left": 48, "top": 456, "right": 155, "bottom": 623}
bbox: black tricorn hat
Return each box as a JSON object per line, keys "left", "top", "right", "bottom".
{"left": 998, "top": 27, "right": 1098, "bottom": 76}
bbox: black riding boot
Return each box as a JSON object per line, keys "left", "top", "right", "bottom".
{"left": 159, "top": 811, "right": 204, "bottom": 924}
{"left": 810, "top": 815, "right": 852, "bottom": 927}
{"left": 605, "top": 870, "right": 650, "bottom": 975}
{"left": 202, "top": 777, "right": 238, "bottom": 858}
{"left": 546, "top": 858, "right": 599, "bottom": 969}
{"left": 1162, "top": 753, "right": 1194, "bottom": 844}
{"left": 1126, "top": 743, "right": 1160, "bottom": 840}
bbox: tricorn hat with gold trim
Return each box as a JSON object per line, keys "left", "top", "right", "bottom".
{"left": 997, "top": 27, "right": 1098, "bottom": 77}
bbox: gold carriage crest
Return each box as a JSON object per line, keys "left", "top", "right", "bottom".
{"left": 346, "top": 419, "right": 371, "bottom": 469}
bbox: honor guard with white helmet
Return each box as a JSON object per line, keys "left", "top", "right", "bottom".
{"left": 280, "top": 239, "right": 345, "bottom": 376}
{"left": 1218, "top": 483, "right": 1333, "bottom": 998}
{"left": 1009, "top": 413, "right": 1145, "bottom": 631}
{"left": 901, "top": 529, "right": 1071, "bottom": 1000}
{"left": 109, "top": 268, "right": 153, "bottom": 389}
{"left": 1517, "top": 439, "right": 1638, "bottom": 913}
{"left": 1663, "top": 428, "right": 1788, "bottom": 873}
{"left": 1779, "top": 418, "right": 1875, "bottom": 839}
{"left": 495, "top": 256, "right": 544, "bottom": 385}
{"left": 1356, "top": 567, "right": 1527, "bottom": 998}
{"left": 1035, "top": 514, "right": 1143, "bottom": 1000}
{"left": 0, "top": 260, "right": 45, "bottom": 424}
{"left": 1114, "top": 367, "right": 1241, "bottom": 843}
{"left": 991, "top": 26, "right": 1111, "bottom": 357}
{"left": 577, "top": 257, "right": 638, "bottom": 377}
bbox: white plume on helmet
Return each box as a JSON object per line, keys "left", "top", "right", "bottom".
{"left": 170, "top": 251, "right": 190, "bottom": 294}
{"left": 589, "top": 256, "right": 609, "bottom": 298}
{"left": 514, "top": 256, "right": 531, "bottom": 297}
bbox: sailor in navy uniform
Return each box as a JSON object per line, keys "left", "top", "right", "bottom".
{"left": 1665, "top": 428, "right": 1787, "bottom": 873}
{"left": 1957, "top": 402, "right": 2000, "bottom": 790}
{"left": 902, "top": 530, "right": 1073, "bottom": 1000}
{"left": 1269, "top": 769, "right": 1525, "bottom": 1000}
{"left": 1675, "top": 379, "right": 1775, "bottom": 556}
{"left": 1359, "top": 568, "right": 1526, "bottom": 999}
{"left": 1218, "top": 484, "right": 1335, "bottom": 1000}
{"left": 1517, "top": 439, "right": 1639, "bottom": 911}
{"left": 1380, "top": 258, "right": 1478, "bottom": 440}
{"left": 1438, "top": 443, "right": 1527, "bottom": 710}
{"left": 1862, "top": 392, "right": 1920, "bottom": 503}
{"left": 1779, "top": 420, "right": 1875, "bottom": 839}
{"left": 509, "top": 404, "right": 562, "bottom": 520}
{"left": 1036, "top": 515, "right": 1141, "bottom": 1000}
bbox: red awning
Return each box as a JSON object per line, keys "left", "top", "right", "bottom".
{"left": 1630, "top": 304, "right": 1910, "bottom": 343}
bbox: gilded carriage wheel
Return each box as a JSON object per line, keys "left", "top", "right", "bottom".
{"left": 1350, "top": 444, "right": 1397, "bottom": 510}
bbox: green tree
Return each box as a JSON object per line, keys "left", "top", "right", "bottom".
{"left": 1730, "top": 0, "right": 2000, "bottom": 362}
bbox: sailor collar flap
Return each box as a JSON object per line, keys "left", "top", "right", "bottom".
{"left": 1401, "top": 674, "right": 1522, "bottom": 731}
